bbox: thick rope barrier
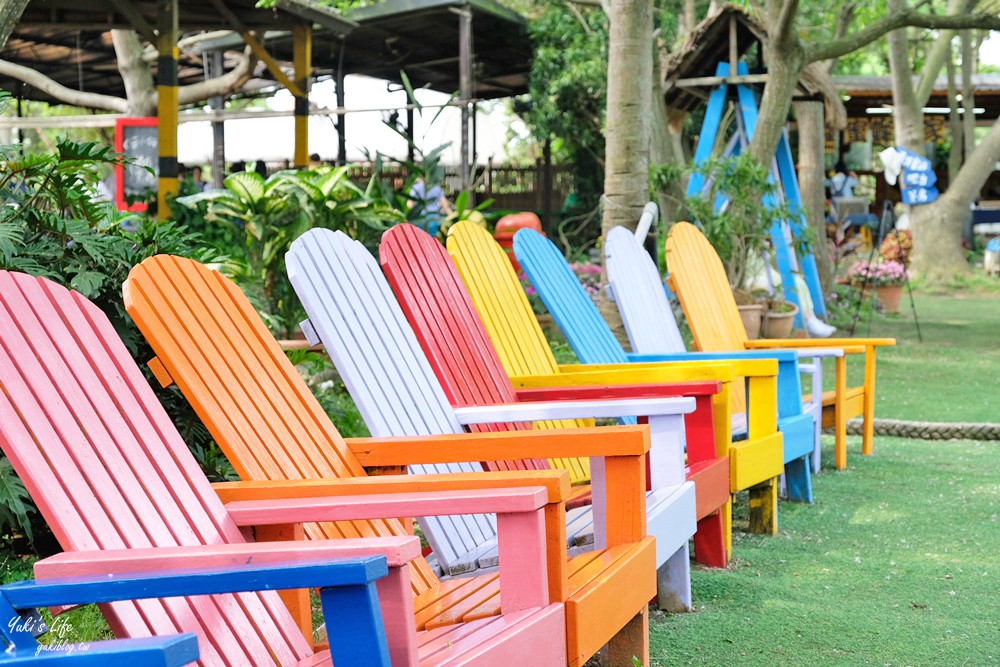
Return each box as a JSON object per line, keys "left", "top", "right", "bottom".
{"left": 833, "top": 418, "right": 1000, "bottom": 441}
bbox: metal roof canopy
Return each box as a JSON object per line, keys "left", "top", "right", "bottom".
{"left": 193, "top": 0, "right": 533, "bottom": 99}
{"left": 16, "top": 0, "right": 355, "bottom": 36}
{"left": 0, "top": 28, "right": 257, "bottom": 103}
{"left": 836, "top": 75, "right": 1000, "bottom": 122}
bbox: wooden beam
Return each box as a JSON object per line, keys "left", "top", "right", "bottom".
{"left": 157, "top": 0, "right": 179, "bottom": 220}
{"left": 293, "top": 22, "right": 311, "bottom": 168}
{"left": 672, "top": 73, "right": 769, "bottom": 88}
{"left": 206, "top": 0, "right": 305, "bottom": 98}
{"left": 108, "top": 0, "right": 157, "bottom": 44}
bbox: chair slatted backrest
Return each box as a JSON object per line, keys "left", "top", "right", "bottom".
{"left": 124, "top": 255, "right": 440, "bottom": 592}
{"left": 379, "top": 224, "right": 547, "bottom": 470}
{"left": 664, "top": 222, "right": 748, "bottom": 352}
{"left": 604, "top": 226, "right": 686, "bottom": 355}
{"left": 664, "top": 222, "right": 752, "bottom": 412}
{"left": 446, "top": 222, "right": 591, "bottom": 485}
{"left": 511, "top": 229, "right": 645, "bottom": 429}
{"left": 0, "top": 271, "right": 312, "bottom": 666}
{"left": 513, "top": 228, "right": 632, "bottom": 369}
{"left": 283, "top": 229, "right": 499, "bottom": 569}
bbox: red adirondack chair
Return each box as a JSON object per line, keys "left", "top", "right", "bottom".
{"left": 379, "top": 223, "right": 730, "bottom": 569}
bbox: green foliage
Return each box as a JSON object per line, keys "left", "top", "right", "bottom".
{"left": 660, "top": 154, "right": 794, "bottom": 291}
{"left": 174, "top": 167, "right": 403, "bottom": 336}
{"left": 520, "top": 4, "right": 607, "bottom": 213}
{"left": 0, "top": 131, "right": 225, "bottom": 547}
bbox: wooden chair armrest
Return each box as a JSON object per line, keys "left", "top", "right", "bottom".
{"left": 551, "top": 361, "right": 736, "bottom": 382}
{"left": 345, "top": 426, "right": 649, "bottom": 464}
{"left": 515, "top": 381, "right": 722, "bottom": 402}
{"left": 213, "top": 471, "right": 571, "bottom": 506}
{"left": 452, "top": 396, "right": 695, "bottom": 424}
{"left": 34, "top": 538, "right": 422, "bottom": 578}
{"left": 745, "top": 337, "right": 895, "bottom": 350}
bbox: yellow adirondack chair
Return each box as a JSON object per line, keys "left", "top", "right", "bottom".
{"left": 446, "top": 220, "right": 786, "bottom": 550}
{"left": 665, "top": 221, "right": 895, "bottom": 469}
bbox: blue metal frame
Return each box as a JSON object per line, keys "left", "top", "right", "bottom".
{"left": 0, "top": 557, "right": 391, "bottom": 667}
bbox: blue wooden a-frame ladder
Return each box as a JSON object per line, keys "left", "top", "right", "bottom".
{"left": 685, "top": 62, "right": 827, "bottom": 326}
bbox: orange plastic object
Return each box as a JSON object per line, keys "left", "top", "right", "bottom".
{"left": 493, "top": 212, "right": 543, "bottom": 273}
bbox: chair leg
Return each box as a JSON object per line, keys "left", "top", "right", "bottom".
{"left": 605, "top": 607, "right": 649, "bottom": 667}
{"left": 655, "top": 543, "right": 693, "bottom": 612}
{"left": 748, "top": 478, "right": 778, "bottom": 535}
{"left": 693, "top": 512, "right": 727, "bottom": 568}
{"left": 834, "top": 356, "right": 848, "bottom": 470}
{"left": 811, "top": 405, "right": 823, "bottom": 474}
{"left": 784, "top": 457, "right": 814, "bottom": 503}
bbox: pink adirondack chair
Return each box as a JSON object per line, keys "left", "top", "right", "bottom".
{"left": 0, "top": 269, "right": 565, "bottom": 666}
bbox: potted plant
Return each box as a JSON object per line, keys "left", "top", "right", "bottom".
{"left": 680, "top": 155, "right": 797, "bottom": 339}
{"left": 845, "top": 259, "right": 908, "bottom": 313}
{"left": 761, "top": 293, "right": 800, "bottom": 338}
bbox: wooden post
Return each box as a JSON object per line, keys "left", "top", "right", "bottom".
{"left": 209, "top": 50, "right": 226, "bottom": 189}
{"left": 156, "top": 0, "right": 179, "bottom": 219}
{"left": 337, "top": 43, "right": 347, "bottom": 166}
{"left": 293, "top": 23, "right": 312, "bottom": 169}
{"left": 458, "top": 8, "right": 472, "bottom": 191}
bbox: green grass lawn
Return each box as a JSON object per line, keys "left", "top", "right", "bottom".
{"left": 652, "top": 288, "right": 1000, "bottom": 666}
{"left": 824, "top": 290, "right": 1000, "bottom": 423}
{"left": 651, "top": 435, "right": 1000, "bottom": 666}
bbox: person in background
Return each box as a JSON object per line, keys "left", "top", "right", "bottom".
{"left": 829, "top": 160, "right": 859, "bottom": 198}
{"left": 407, "top": 177, "right": 452, "bottom": 237}
{"left": 230, "top": 161, "right": 246, "bottom": 176}
{"left": 191, "top": 166, "right": 208, "bottom": 191}
{"left": 254, "top": 161, "right": 268, "bottom": 179}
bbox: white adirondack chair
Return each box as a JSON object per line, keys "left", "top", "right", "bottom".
{"left": 604, "top": 224, "right": 843, "bottom": 473}
{"left": 286, "top": 228, "right": 700, "bottom": 611}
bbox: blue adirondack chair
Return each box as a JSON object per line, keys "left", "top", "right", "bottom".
{"left": 602, "top": 224, "right": 846, "bottom": 474}
{"left": 0, "top": 558, "right": 391, "bottom": 666}
{"left": 514, "top": 227, "right": 816, "bottom": 503}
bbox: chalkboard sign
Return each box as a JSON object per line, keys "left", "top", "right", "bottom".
{"left": 114, "top": 117, "right": 158, "bottom": 212}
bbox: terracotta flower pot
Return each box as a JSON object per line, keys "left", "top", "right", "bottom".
{"left": 737, "top": 303, "right": 764, "bottom": 340}
{"left": 762, "top": 302, "right": 799, "bottom": 339}
{"left": 876, "top": 284, "right": 903, "bottom": 313}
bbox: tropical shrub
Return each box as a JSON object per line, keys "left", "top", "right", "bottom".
{"left": 174, "top": 167, "right": 404, "bottom": 336}
{"left": 0, "top": 132, "right": 229, "bottom": 549}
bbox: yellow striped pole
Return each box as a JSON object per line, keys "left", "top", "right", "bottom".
{"left": 157, "top": 0, "right": 179, "bottom": 219}
{"left": 293, "top": 23, "right": 312, "bottom": 168}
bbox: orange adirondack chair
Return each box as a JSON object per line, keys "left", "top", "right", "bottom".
{"left": 665, "top": 221, "right": 896, "bottom": 469}
{"left": 125, "top": 255, "right": 659, "bottom": 667}
{"left": 0, "top": 270, "right": 564, "bottom": 666}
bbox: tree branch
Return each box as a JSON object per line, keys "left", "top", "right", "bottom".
{"left": 773, "top": 0, "right": 801, "bottom": 45}
{"left": 176, "top": 48, "right": 258, "bottom": 105}
{"left": 805, "top": 9, "right": 1000, "bottom": 62}
{"left": 824, "top": 2, "right": 857, "bottom": 72}
{"left": 913, "top": 0, "right": 976, "bottom": 106}
{"left": 0, "top": 59, "right": 128, "bottom": 112}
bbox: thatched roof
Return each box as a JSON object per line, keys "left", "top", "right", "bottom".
{"left": 661, "top": 4, "right": 847, "bottom": 129}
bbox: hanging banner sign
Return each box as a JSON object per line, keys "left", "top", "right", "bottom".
{"left": 901, "top": 186, "right": 940, "bottom": 205}
{"left": 902, "top": 170, "right": 937, "bottom": 188}
{"left": 896, "top": 146, "right": 933, "bottom": 172}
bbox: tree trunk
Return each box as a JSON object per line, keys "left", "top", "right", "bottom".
{"left": 961, "top": 28, "right": 975, "bottom": 157}
{"left": 601, "top": 0, "right": 654, "bottom": 346}
{"left": 792, "top": 99, "right": 834, "bottom": 294}
{"left": 0, "top": 0, "right": 28, "bottom": 52}
{"left": 112, "top": 30, "right": 156, "bottom": 117}
{"left": 650, "top": 41, "right": 685, "bottom": 227}
{"left": 946, "top": 44, "right": 963, "bottom": 184}
{"left": 747, "top": 34, "right": 804, "bottom": 167}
